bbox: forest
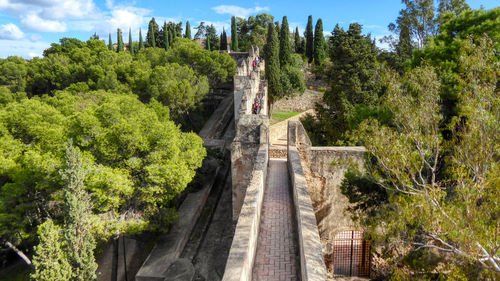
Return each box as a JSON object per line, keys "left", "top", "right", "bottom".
{"left": 0, "top": 0, "right": 498, "bottom": 280}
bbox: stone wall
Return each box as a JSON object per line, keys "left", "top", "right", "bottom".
{"left": 288, "top": 120, "right": 367, "bottom": 277}
{"left": 287, "top": 121, "right": 328, "bottom": 281}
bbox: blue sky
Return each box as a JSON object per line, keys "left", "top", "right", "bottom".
{"left": 0, "top": 0, "right": 498, "bottom": 58}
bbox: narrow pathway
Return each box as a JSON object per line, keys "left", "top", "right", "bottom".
{"left": 252, "top": 159, "right": 300, "bottom": 281}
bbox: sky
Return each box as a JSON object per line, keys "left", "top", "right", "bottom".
{"left": 0, "top": 0, "right": 498, "bottom": 58}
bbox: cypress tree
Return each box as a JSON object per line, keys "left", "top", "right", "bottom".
{"left": 169, "top": 28, "right": 174, "bottom": 47}
{"left": 231, "top": 16, "right": 238, "bottom": 51}
{"left": 264, "top": 22, "right": 281, "bottom": 105}
{"left": 117, "top": 28, "right": 124, "bottom": 52}
{"left": 294, "top": 27, "right": 301, "bottom": 53}
{"left": 138, "top": 28, "right": 144, "bottom": 50}
{"left": 147, "top": 17, "right": 158, "bottom": 48}
{"left": 61, "top": 142, "right": 97, "bottom": 281}
{"left": 31, "top": 219, "right": 72, "bottom": 281}
{"left": 108, "top": 33, "right": 113, "bottom": 51}
{"left": 185, "top": 21, "right": 191, "bottom": 39}
{"left": 205, "top": 36, "right": 210, "bottom": 50}
{"left": 128, "top": 27, "right": 134, "bottom": 55}
{"left": 305, "top": 15, "right": 314, "bottom": 63}
{"left": 279, "top": 16, "right": 292, "bottom": 67}
{"left": 164, "top": 26, "right": 169, "bottom": 51}
{"left": 313, "top": 18, "right": 325, "bottom": 65}
{"left": 220, "top": 28, "right": 228, "bottom": 50}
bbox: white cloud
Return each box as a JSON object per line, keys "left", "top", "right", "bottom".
{"left": 197, "top": 20, "right": 230, "bottom": 34}
{"left": 212, "top": 5, "right": 269, "bottom": 18}
{"left": 0, "top": 39, "right": 50, "bottom": 58}
{"left": 0, "top": 23, "right": 25, "bottom": 40}
{"left": 22, "top": 13, "right": 67, "bottom": 32}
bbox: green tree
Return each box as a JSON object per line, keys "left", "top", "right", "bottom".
{"left": 305, "top": 15, "right": 314, "bottom": 63}
{"left": 138, "top": 28, "right": 144, "bottom": 50}
{"left": 185, "top": 21, "right": 191, "bottom": 39}
{"left": 314, "top": 23, "right": 381, "bottom": 144}
{"left": 108, "top": 33, "right": 113, "bottom": 51}
{"left": 128, "top": 28, "right": 134, "bottom": 55}
{"left": 163, "top": 22, "right": 169, "bottom": 51}
{"left": 279, "top": 16, "right": 292, "bottom": 67}
{"left": 220, "top": 28, "right": 228, "bottom": 51}
{"left": 350, "top": 37, "right": 500, "bottom": 278}
{"left": 31, "top": 219, "right": 72, "bottom": 281}
{"left": 437, "top": 0, "right": 470, "bottom": 25}
{"left": 205, "top": 24, "right": 218, "bottom": 51}
{"left": 147, "top": 17, "right": 159, "bottom": 48}
{"left": 392, "top": 0, "right": 437, "bottom": 48}
{"left": 117, "top": 28, "right": 124, "bottom": 52}
{"left": 264, "top": 22, "right": 281, "bottom": 105}
{"left": 231, "top": 16, "right": 238, "bottom": 51}
{"left": 294, "top": 27, "right": 302, "bottom": 54}
{"left": 61, "top": 142, "right": 97, "bottom": 281}
{"left": 313, "top": 18, "right": 325, "bottom": 65}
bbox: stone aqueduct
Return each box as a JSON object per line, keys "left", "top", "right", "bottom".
{"left": 134, "top": 48, "right": 369, "bottom": 281}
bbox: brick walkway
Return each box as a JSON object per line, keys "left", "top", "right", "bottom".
{"left": 252, "top": 159, "right": 300, "bottom": 281}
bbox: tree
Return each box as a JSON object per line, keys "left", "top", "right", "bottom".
{"left": 128, "top": 28, "right": 134, "bottom": 55}
{"left": 138, "top": 28, "right": 144, "bottom": 50}
{"left": 279, "top": 16, "right": 292, "bottom": 67}
{"left": 313, "top": 18, "right": 325, "bottom": 65}
{"left": 294, "top": 27, "right": 302, "bottom": 54}
{"left": 205, "top": 36, "right": 211, "bottom": 50}
{"left": 31, "top": 219, "right": 72, "bottom": 281}
{"left": 231, "top": 16, "right": 238, "bottom": 51}
{"left": 391, "top": 0, "right": 437, "bottom": 48}
{"left": 61, "top": 142, "right": 97, "bottom": 281}
{"left": 220, "top": 28, "right": 228, "bottom": 51}
{"left": 314, "top": 23, "right": 381, "bottom": 144}
{"left": 185, "top": 21, "right": 191, "bottom": 39}
{"left": 205, "top": 24, "right": 218, "bottom": 51}
{"left": 163, "top": 22, "right": 169, "bottom": 51}
{"left": 90, "top": 32, "right": 99, "bottom": 40}
{"left": 117, "top": 28, "right": 124, "bottom": 52}
{"left": 108, "top": 33, "right": 113, "bottom": 51}
{"left": 264, "top": 22, "right": 281, "bottom": 105}
{"left": 351, "top": 37, "right": 500, "bottom": 278}
{"left": 147, "top": 17, "right": 159, "bottom": 48}
{"left": 437, "top": 0, "right": 470, "bottom": 25}
{"left": 305, "top": 15, "right": 314, "bottom": 63}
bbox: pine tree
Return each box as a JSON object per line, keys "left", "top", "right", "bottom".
{"left": 117, "top": 28, "right": 124, "bottom": 52}
{"left": 185, "top": 21, "right": 191, "bottom": 39}
{"left": 108, "top": 33, "right": 113, "bottom": 51}
{"left": 305, "top": 15, "right": 314, "bottom": 63}
{"left": 264, "top": 22, "right": 282, "bottom": 105}
{"left": 138, "top": 28, "right": 144, "bottom": 50}
{"left": 128, "top": 27, "right": 134, "bottom": 55}
{"left": 61, "top": 142, "right": 97, "bottom": 281}
{"left": 231, "top": 16, "right": 238, "bottom": 51}
{"left": 313, "top": 18, "right": 325, "bottom": 65}
{"left": 31, "top": 219, "right": 72, "bottom": 281}
{"left": 279, "top": 16, "right": 292, "bottom": 67}
{"left": 147, "top": 17, "right": 158, "bottom": 48}
{"left": 294, "top": 27, "right": 301, "bottom": 53}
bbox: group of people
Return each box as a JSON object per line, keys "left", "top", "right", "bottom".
{"left": 253, "top": 95, "right": 262, "bottom": 114}
{"left": 252, "top": 57, "right": 262, "bottom": 71}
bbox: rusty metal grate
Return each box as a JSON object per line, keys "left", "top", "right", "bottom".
{"left": 333, "top": 230, "right": 371, "bottom": 277}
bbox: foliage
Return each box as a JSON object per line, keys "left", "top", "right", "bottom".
{"left": 305, "top": 15, "right": 314, "bottom": 63}
{"left": 280, "top": 64, "right": 306, "bottom": 96}
{"left": 313, "top": 19, "right": 325, "bottom": 65}
{"left": 310, "top": 23, "right": 382, "bottom": 144}
{"left": 231, "top": 16, "right": 238, "bottom": 51}
{"left": 138, "top": 28, "right": 144, "bottom": 50}
{"left": 165, "top": 38, "right": 236, "bottom": 86}
{"left": 234, "top": 13, "right": 274, "bottom": 51}
{"left": 220, "top": 28, "right": 228, "bottom": 51}
{"left": 107, "top": 33, "right": 113, "bottom": 51}
{"left": 347, "top": 37, "right": 500, "bottom": 278}
{"left": 185, "top": 21, "right": 191, "bottom": 39}
{"left": 147, "top": 17, "right": 159, "bottom": 48}
{"left": 264, "top": 22, "right": 281, "bottom": 105}
{"left": 128, "top": 28, "right": 134, "bottom": 55}
{"left": 279, "top": 16, "right": 293, "bottom": 67}
{"left": 0, "top": 91, "right": 206, "bottom": 258}
{"left": 61, "top": 143, "right": 97, "bottom": 281}
{"left": 117, "top": 29, "right": 124, "bottom": 52}
{"left": 294, "top": 27, "right": 303, "bottom": 54}
{"left": 391, "top": 0, "right": 437, "bottom": 48}
{"left": 31, "top": 219, "right": 72, "bottom": 281}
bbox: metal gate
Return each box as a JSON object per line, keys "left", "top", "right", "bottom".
{"left": 333, "top": 230, "right": 371, "bottom": 277}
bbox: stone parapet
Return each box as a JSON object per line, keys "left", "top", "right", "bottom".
{"left": 222, "top": 143, "right": 268, "bottom": 281}
{"left": 287, "top": 121, "right": 328, "bottom": 281}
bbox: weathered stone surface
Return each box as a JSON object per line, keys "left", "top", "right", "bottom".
{"left": 287, "top": 122, "right": 328, "bottom": 281}
{"left": 163, "top": 259, "right": 195, "bottom": 281}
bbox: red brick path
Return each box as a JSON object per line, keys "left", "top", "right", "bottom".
{"left": 252, "top": 158, "right": 300, "bottom": 281}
